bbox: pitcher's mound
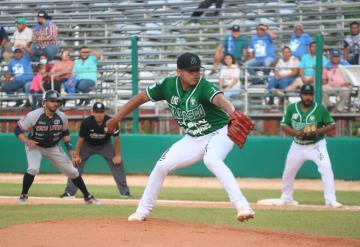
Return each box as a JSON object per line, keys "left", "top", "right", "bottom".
{"left": 0, "top": 218, "right": 359, "bottom": 247}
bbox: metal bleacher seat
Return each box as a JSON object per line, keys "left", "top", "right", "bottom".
{"left": 0, "top": 0, "right": 359, "bottom": 134}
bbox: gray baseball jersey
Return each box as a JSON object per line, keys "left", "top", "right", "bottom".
{"left": 18, "top": 108, "right": 78, "bottom": 178}
{"left": 18, "top": 108, "right": 69, "bottom": 147}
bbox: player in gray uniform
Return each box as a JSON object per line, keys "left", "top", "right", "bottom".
{"left": 107, "top": 52, "right": 255, "bottom": 222}
{"left": 15, "top": 90, "right": 99, "bottom": 204}
{"left": 60, "top": 102, "right": 131, "bottom": 198}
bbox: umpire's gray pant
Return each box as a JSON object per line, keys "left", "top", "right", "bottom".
{"left": 25, "top": 144, "right": 79, "bottom": 178}
{"left": 64, "top": 141, "right": 130, "bottom": 196}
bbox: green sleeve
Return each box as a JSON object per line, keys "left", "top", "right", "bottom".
{"left": 281, "top": 105, "right": 292, "bottom": 126}
{"left": 146, "top": 78, "right": 166, "bottom": 102}
{"left": 321, "top": 104, "right": 334, "bottom": 125}
{"left": 200, "top": 80, "right": 223, "bottom": 103}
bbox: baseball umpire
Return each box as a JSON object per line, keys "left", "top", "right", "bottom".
{"left": 279, "top": 84, "right": 342, "bottom": 207}
{"left": 60, "top": 102, "right": 131, "bottom": 198}
{"left": 15, "top": 90, "right": 99, "bottom": 204}
{"left": 107, "top": 52, "right": 255, "bottom": 222}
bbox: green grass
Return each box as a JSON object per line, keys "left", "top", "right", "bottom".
{"left": 1, "top": 183, "right": 360, "bottom": 206}
{"left": 1, "top": 183, "right": 360, "bottom": 240}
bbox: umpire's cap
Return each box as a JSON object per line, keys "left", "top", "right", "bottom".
{"left": 300, "top": 84, "right": 314, "bottom": 95}
{"left": 177, "top": 52, "right": 202, "bottom": 72}
{"left": 43, "top": 90, "right": 61, "bottom": 101}
{"left": 93, "top": 102, "right": 105, "bottom": 112}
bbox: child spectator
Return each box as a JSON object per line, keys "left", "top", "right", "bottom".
{"left": 29, "top": 64, "right": 46, "bottom": 109}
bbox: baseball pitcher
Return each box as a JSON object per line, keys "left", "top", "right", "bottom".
{"left": 107, "top": 52, "right": 255, "bottom": 222}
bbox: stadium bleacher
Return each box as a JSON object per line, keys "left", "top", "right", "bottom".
{"left": 0, "top": 0, "right": 359, "bottom": 135}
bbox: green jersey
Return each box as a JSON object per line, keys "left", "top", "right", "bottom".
{"left": 281, "top": 101, "right": 334, "bottom": 145}
{"left": 146, "top": 76, "right": 228, "bottom": 137}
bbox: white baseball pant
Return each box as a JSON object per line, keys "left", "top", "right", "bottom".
{"left": 135, "top": 125, "right": 250, "bottom": 218}
{"left": 25, "top": 144, "right": 79, "bottom": 179}
{"left": 281, "top": 139, "right": 337, "bottom": 203}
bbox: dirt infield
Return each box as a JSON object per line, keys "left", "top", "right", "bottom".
{"left": 0, "top": 218, "right": 359, "bottom": 247}
{"left": 1, "top": 196, "right": 360, "bottom": 212}
{"left": 1, "top": 174, "right": 359, "bottom": 246}
{"left": 1, "top": 173, "right": 360, "bottom": 191}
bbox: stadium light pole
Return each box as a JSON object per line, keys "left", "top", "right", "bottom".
{"left": 131, "top": 36, "right": 139, "bottom": 133}
{"left": 315, "top": 33, "right": 323, "bottom": 104}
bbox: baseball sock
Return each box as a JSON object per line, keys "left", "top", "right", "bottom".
{"left": 71, "top": 175, "right": 90, "bottom": 198}
{"left": 21, "top": 172, "right": 35, "bottom": 195}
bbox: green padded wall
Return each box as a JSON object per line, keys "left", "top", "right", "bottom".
{"left": 0, "top": 134, "right": 359, "bottom": 180}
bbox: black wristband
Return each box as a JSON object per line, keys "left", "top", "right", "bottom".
{"left": 64, "top": 141, "right": 73, "bottom": 151}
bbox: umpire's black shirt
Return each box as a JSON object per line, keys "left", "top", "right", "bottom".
{"left": 80, "top": 115, "right": 118, "bottom": 146}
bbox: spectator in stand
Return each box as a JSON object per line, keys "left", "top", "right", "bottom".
{"left": 191, "top": 0, "right": 223, "bottom": 17}
{"left": 3, "top": 18, "right": 33, "bottom": 62}
{"left": 28, "top": 64, "right": 46, "bottom": 109}
{"left": 343, "top": 21, "right": 360, "bottom": 65}
{"left": 38, "top": 54, "right": 54, "bottom": 91}
{"left": 49, "top": 48, "right": 74, "bottom": 93}
{"left": 267, "top": 46, "right": 300, "bottom": 105}
{"left": 219, "top": 54, "right": 241, "bottom": 99}
{"left": 1, "top": 44, "right": 34, "bottom": 106}
{"left": 296, "top": 41, "right": 328, "bottom": 86}
{"left": 246, "top": 23, "right": 276, "bottom": 84}
{"left": 322, "top": 49, "right": 351, "bottom": 113}
{"left": 72, "top": 47, "right": 102, "bottom": 106}
{"left": 23, "top": 54, "right": 52, "bottom": 107}
{"left": 288, "top": 23, "right": 313, "bottom": 59}
{"left": 0, "top": 25, "right": 9, "bottom": 63}
{"left": 32, "top": 10, "right": 59, "bottom": 61}
{"left": 210, "top": 24, "right": 248, "bottom": 75}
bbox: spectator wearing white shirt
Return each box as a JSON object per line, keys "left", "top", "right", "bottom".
{"left": 267, "top": 46, "right": 300, "bottom": 104}
{"left": 219, "top": 54, "right": 241, "bottom": 99}
{"left": 343, "top": 21, "right": 360, "bottom": 65}
{"left": 4, "top": 18, "right": 33, "bottom": 62}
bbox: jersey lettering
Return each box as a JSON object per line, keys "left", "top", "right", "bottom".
{"left": 170, "top": 96, "right": 179, "bottom": 105}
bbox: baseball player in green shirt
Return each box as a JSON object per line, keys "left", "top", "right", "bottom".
{"left": 280, "top": 84, "right": 342, "bottom": 208}
{"left": 107, "top": 52, "right": 255, "bottom": 222}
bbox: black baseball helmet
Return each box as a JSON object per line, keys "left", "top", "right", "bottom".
{"left": 42, "top": 90, "right": 61, "bottom": 101}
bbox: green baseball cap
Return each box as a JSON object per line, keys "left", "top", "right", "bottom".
{"left": 16, "top": 18, "right": 26, "bottom": 24}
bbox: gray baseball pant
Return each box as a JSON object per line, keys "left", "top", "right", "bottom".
{"left": 25, "top": 144, "right": 79, "bottom": 178}
{"left": 64, "top": 141, "right": 130, "bottom": 196}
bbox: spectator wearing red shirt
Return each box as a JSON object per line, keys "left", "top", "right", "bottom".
{"left": 322, "top": 49, "right": 351, "bottom": 113}
{"left": 31, "top": 10, "right": 59, "bottom": 61}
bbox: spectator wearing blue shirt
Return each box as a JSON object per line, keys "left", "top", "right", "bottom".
{"left": 246, "top": 24, "right": 276, "bottom": 84}
{"left": 2, "top": 44, "right": 34, "bottom": 106}
{"left": 288, "top": 23, "right": 313, "bottom": 59}
{"left": 72, "top": 47, "right": 102, "bottom": 106}
{"left": 298, "top": 41, "right": 328, "bottom": 85}
{"left": 210, "top": 25, "right": 248, "bottom": 75}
